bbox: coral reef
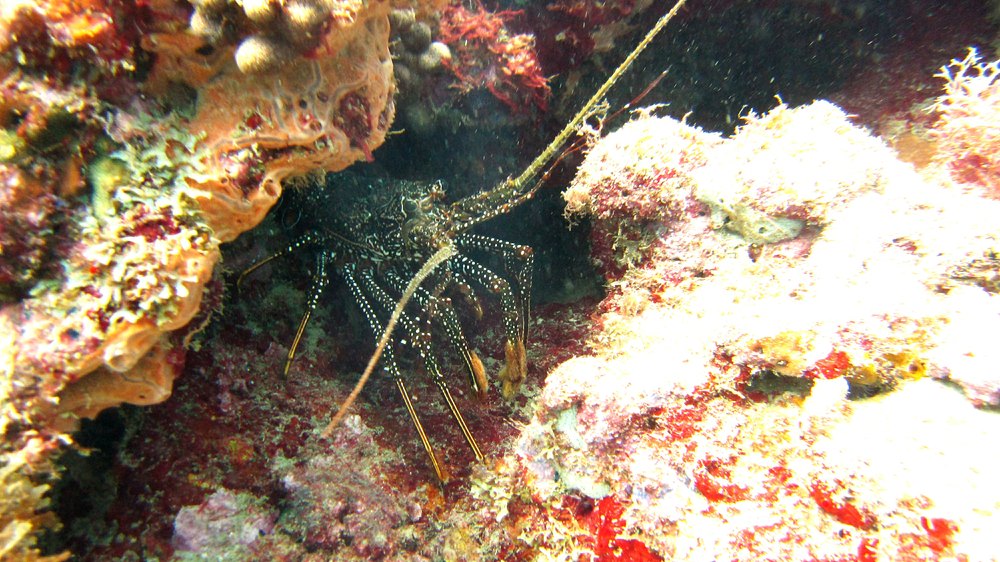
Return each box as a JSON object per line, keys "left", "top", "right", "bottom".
{"left": 0, "top": 0, "right": 396, "bottom": 425}
{"left": 69, "top": 42, "right": 1000, "bottom": 555}
{"left": 568, "top": 99, "right": 1000, "bottom": 406}
{"left": 7, "top": 1, "right": 1000, "bottom": 560}
{"left": 518, "top": 94, "right": 1000, "bottom": 558}
{"left": 0, "top": 0, "right": 399, "bottom": 556}
{"left": 929, "top": 47, "right": 1000, "bottom": 195}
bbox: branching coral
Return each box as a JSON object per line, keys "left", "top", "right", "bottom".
{"left": 930, "top": 48, "right": 1000, "bottom": 196}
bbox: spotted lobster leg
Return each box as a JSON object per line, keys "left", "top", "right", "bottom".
{"left": 343, "top": 266, "right": 448, "bottom": 482}
{"left": 238, "top": 233, "right": 336, "bottom": 378}
{"left": 281, "top": 250, "right": 333, "bottom": 378}
{"left": 236, "top": 232, "right": 332, "bottom": 290}
{"left": 450, "top": 253, "right": 529, "bottom": 399}
{"left": 385, "top": 270, "right": 489, "bottom": 401}
{"left": 457, "top": 234, "right": 534, "bottom": 342}
{"left": 357, "top": 269, "right": 485, "bottom": 464}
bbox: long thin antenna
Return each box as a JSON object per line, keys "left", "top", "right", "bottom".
{"left": 447, "top": 0, "right": 690, "bottom": 233}
{"left": 322, "top": 244, "right": 457, "bottom": 438}
{"left": 509, "top": 0, "right": 689, "bottom": 192}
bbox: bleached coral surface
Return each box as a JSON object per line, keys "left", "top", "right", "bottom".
{"left": 517, "top": 100, "right": 1000, "bottom": 560}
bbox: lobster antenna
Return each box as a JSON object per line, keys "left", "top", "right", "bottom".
{"left": 447, "top": 0, "right": 689, "bottom": 233}
{"left": 322, "top": 244, "right": 458, "bottom": 437}
{"left": 510, "top": 0, "right": 688, "bottom": 191}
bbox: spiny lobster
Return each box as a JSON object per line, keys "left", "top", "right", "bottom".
{"left": 239, "top": 0, "right": 689, "bottom": 481}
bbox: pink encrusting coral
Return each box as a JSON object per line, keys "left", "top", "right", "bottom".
{"left": 563, "top": 112, "right": 721, "bottom": 281}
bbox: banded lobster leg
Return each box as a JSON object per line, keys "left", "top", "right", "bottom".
{"left": 356, "top": 269, "right": 485, "bottom": 465}
{"left": 452, "top": 278, "right": 484, "bottom": 321}
{"left": 236, "top": 232, "right": 333, "bottom": 288}
{"left": 450, "top": 252, "right": 530, "bottom": 399}
{"left": 238, "top": 233, "right": 336, "bottom": 378}
{"left": 385, "top": 270, "right": 489, "bottom": 401}
{"left": 342, "top": 265, "right": 448, "bottom": 482}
